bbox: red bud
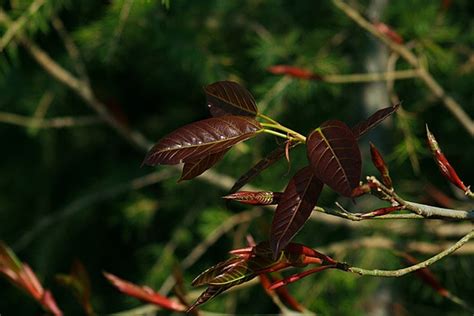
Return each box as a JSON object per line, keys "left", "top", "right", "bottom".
{"left": 370, "top": 142, "right": 393, "bottom": 188}
{"left": 426, "top": 126, "right": 468, "bottom": 192}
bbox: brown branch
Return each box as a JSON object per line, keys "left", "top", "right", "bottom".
{"left": 367, "top": 176, "right": 474, "bottom": 220}
{"left": 332, "top": 0, "right": 474, "bottom": 136}
{"left": 0, "top": 0, "right": 45, "bottom": 53}
{"left": 0, "top": 112, "right": 101, "bottom": 129}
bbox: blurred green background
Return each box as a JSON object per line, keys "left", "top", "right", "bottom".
{"left": 0, "top": 0, "right": 473, "bottom": 315}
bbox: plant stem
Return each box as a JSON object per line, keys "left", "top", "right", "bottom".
{"left": 347, "top": 230, "right": 474, "bottom": 277}
{"left": 261, "top": 123, "right": 306, "bottom": 143}
{"left": 262, "top": 129, "right": 296, "bottom": 141}
{"left": 257, "top": 112, "right": 280, "bottom": 125}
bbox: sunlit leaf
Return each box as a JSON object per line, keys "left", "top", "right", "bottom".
{"left": 307, "top": 120, "right": 361, "bottom": 197}
{"left": 223, "top": 191, "right": 282, "bottom": 205}
{"left": 270, "top": 167, "right": 324, "bottom": 256}
{"left": 191, "top": 257, "right": 244, "bottom": 287}
{"left": 204, "top": 81, "right": 258, "bottom": 117}
{"left": 187, "top": 285, "right": 231, "bottom": 312}
{"left": 143, "top": 116, "right": 262, "bottom": 166}
{"left": 351, "top": 103, "right": 400, "bottom": 138}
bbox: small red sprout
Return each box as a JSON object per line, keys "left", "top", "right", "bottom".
{"left": 104, "top": 272, "right": 186, "bottom": 312}
{"left": 0, "top": 242, "right": 62, "bottom": 316}
{"left": 426, "top": 126, "right": 470, "bottom": 194}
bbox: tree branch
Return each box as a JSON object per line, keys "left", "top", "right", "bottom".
{"left": 347, "top": 230, "right": 474, "bottom": 277}
{"left": 332, "top": 0, "right": 474, "bottom": 136}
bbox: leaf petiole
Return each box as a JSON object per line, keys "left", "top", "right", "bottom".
{"left": 261, "top": 123, "right": 306, "bottom": 143}
{"left": 262, "top": 128, "right": 296, "bottom": 141}
{"left": 257, "top": 112, "right": 280, "bottom": 125}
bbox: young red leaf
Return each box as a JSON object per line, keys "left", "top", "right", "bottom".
{"left": 0, "top": 242, "right": 63, "bottom": 316}
{"left": 204, "top": 81, "right": 258, "bottom": 117}
{"left": 223, "top": 191, "right": 282, "bottom": 205}
{"left": 104, "top": 272, "right": 186, "bottom": 312}
{"left": 268, "top": 265, "right": 336, "bottom": 290}
{"left": 369, "top": 142, "right": 393, "bottom": 188}
{"left": 426, "top": 126, "right": 468, "bottom": 192}
{"left": 373, "top": 22, "right": 404, "bottom": 44}
{"left": 351, "top": 103, "right": 400, "bottom": 138}
{"left": 229, "top": 142, "right": 298, "bottom": 194}
{"left": 190, "top": 241, "right": 335, "bottom": 311}
{"left": 270, "top": 166, "right": 324, "bottom": 257}
{"left": 267, "top": 65, "right": 323, "bottom": 80}
{"left": 307, "top": 120, "right": 361, "bottom": 197}
{"left": 179, "top": 149, "right": 229, "bottom": 181}
{"left": 259, "top": 273, "right": 305, "bottom": 312}
{"left": 143, "top": 116, "right": 262, "bottom": 166}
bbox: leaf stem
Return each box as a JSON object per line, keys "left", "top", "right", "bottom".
{"left": 262, "top": 129, "right": 297, "bottom": 141}
{"left": 261, "top": 123, "right": 306, "bottom": 143}
{"left": 257, "top": 112, "right": 280, "bottom": 125}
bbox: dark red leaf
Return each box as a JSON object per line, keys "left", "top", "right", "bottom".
{"left": 191, "top": 257, "right": 245, "bottom": 287}
{"left": 351, "top": 103, "right": 400, "bottom": 138}
{"left": 307, "top": 120, "right": 361, "bottom": 197}
{"left": 426, "top": 126, "right": 468, "bottom": 192}
{"left": 229, "top": 142, "right": 299, "bottom": 194}
{"left": 223, "top": 191, "right": 282, "bottom": 205}
{"left": 270, "top": 166, "right": 324, "bottom": 257}
{"left": 373, "top": 22, "right": 404, "bottom": 44}
{"left": 143, "top": 116, "right": 262, "bottom": 166}
{"left": 268, "top": 265, "right": 336, "bottom": 290}
{"left": 369, "top": 142, "right": 393, "bottom": 188}
{"left": 179, "top": 149, "right": 229, "bottom": 181}
{"left": 104, "top": 272, "right": 186, "bottom": 312}
{"left": 267, "top": 65, "right": 323, "bottom": 81}
{"left": 204, "top": 81, "right": 258, "bottom": 117}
